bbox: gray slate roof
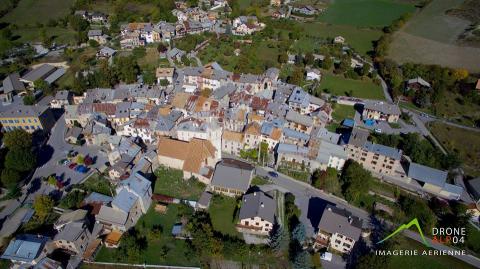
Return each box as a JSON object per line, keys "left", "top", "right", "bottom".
{"left": 363, "top": 101, "right": 401, "bottom": 115}
{"left": 318, "top": 206, "right": 362, "bottom": 240}
{"left": 286, "top": 110, "right": 313, "bottom": 127}
{"left": 3, "top": 73, "right": 25, "bottom": 93}
{"left": 239, "top": 191, "right": 275, "bottom": 224}
{"left": 363, "top": 142, "right": 402, "bottom": 160}
{"left": 211, "top": 159, "right": 254, "bottom": 192}
{"left": 346, "top": 128, "right": 369, "bottom": 147}
{"left": 407, "top": 162, "right": 447, "bottom": 187}
{"left": 22, "top": 64, "right": 56, "bottom": 82}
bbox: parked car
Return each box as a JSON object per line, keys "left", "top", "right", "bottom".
{"left": 268, "top": 171, "right": 278, "bottom": 178}
{"left": 75, "top": 165, "right": 88, "bottom": 173}
{"left": 58, "top": 159, "right": 70, "bottom": 165}
{"left": 374, "top": 128, "right": 382, "bottom": 133}
{"left": 68, "top": 163, "right": 77, "bottom": 169}
{"left": 67, "top": 150, "right": 78, "bottom": 158}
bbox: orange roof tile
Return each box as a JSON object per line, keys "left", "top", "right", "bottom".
{"left": 270, "top": 128, "right": 282, "bottom": 141}
{"left": 157, "top": 137, "right": 216, "bottom": 174}
{"left": 244, "top": 122, "right": 261, "bottom": 136}
{"left": 222, "top": 130, "right": 244, "bottom": 143}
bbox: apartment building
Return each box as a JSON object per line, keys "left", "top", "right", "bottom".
{"left": 0, "top": 105, "right": 55, "bottom": 132}
{"left": 346, "top": 128, "right": 402, "bottom": 176}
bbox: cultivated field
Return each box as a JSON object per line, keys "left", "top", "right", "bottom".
{"left": 1, "top": 0, "right": 76, "bottom": 25}
{"left": 388, "top": 0, "right": 480, "bottom": 72}
{"left": 320, "top": 74, "right": 385, "bottom": 100}
{"left": 319, "top": 0, "right": 415, "bottom": 27}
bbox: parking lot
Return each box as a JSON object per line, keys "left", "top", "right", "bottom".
{"left": 26, "top": 115, "right": 108, "bottom": 203}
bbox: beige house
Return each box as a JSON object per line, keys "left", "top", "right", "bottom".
{"left": 244, "top": 122, "right": 261, "bottom": 149}
{"left": 156, "top": 67, "right": 175, "bottom": 85}
{"left": 157, "top": 137, "right": 218, "bottom": 184}
{"left": 222, "top": 130, "right": 244, "bottom": 155}
{"left": 314, "top": 206, "right": 362, "bottom": 254}
{"left": 237, "top": 191, "right": 276, "bottom": 235}
{"left": 362, "top": 101, "right": 400, "bottom": 123}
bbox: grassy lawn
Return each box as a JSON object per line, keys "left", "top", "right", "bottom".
{"left": 319, "top": 0, "right": 415, "bottom": 27}
{"left": 320, "top": 73, "right": 385, "bottom": 100}
{"left": 2, "top": 0, "right": 76, "bottom": 25}
{"left": 428, "top": 122, "right": 480, "bottom": 177}
{"left": 137, "top": 46, "right": 163, "bottom": 70}
{"left": 153, "top": 166, "right": 206, "bottom": 200}
{"left": 208, "top": 195, "right": 241, "bottom": 238}
{"left": 13, "top": 27, "right": 77, "bottom": 45}
{"left": 301, "top": 22, "right": 383, "bottom": 55}
{"left": 95, "top": 205, "right": 200, "bottom": 266}
{"left": 332, "top": 104, "right": 356, "bottom": 122}
{"left": 79, "top": 173, "right": 114, "bottom": 196}
{"left": 389, "top": 236, "right": 476, "bottom": 269}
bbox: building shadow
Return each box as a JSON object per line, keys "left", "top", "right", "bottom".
{"left": 307, "top": 197, "right": 335, "bottom": 234}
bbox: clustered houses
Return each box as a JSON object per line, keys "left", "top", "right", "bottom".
{"left": 0, "top": 57, "right": 466, "bottom": 267}
{"left": 117, "top": 3, "right": 265, "bottom": 49}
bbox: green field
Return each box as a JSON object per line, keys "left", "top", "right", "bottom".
{"left": 428, "top": 122, "right": 480, "bottom": 177}
{"left": 95, "top": 205, "right": 200, "bottom": 266}
{"left": 320, "top": 73, "right": 385, "bottom": 100}
{"left": 389, "top": 236, "right": 476, "bottom": 269}
{"left": 153, "top": 166, "right": 206, "bottom": 200}
{"left": 320, "top": 0, "right": 415, "bottom": 27}
{"left": 2, "top": 0, "right": 76, "bottom": 25}
{"left": 301, "top": 23, "right": 383, "bottom": 55}
{"left": 208, "top": 195, "right": 241, "bottom": 238}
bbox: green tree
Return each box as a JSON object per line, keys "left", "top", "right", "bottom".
{"left": 289, "top": 67, "right": 304, "bottom": 85}
{"left": 115, "top": 56, "right": 139, "bottom": 83}
{"left": 59, "top": 190, "right": 86, "bottom": 209}
{"left": 304, "top": 52, "right": 314, "bottom": 66}
{"left": 69, "top": 15, "right": 89, "bottom": 32}
{"left": 1, "top": 169, "right": 20, "bottom": 189}
{"left": 269, "top": 223, "right": 289, "bottom": 253}
{"left": 34, "top": 79, "right": 51, "bottom": 94}
{"left": 312, "top": 168, "right": 341, "bottom": 195}
{"left": 3, "top": 129, "right": 32, "bottom": 150}
{"left": 47, "top": 175, "right": 57, "bottom": 186}
{"left": 33, "top": 195, "right": 54, "bottom": 221}
{"left": 88, "top": 39, "right": 99, "bottom": 48}
{"left": 5, "top": 148, "right": 36, "bottom": 172}
{"left": 23, "top": 94, "right": 35, "bottom": 105}
{"left": 159, "top": 79, "right": 169, "bottom": 86}
{"left": 278, "top": 52, "right": 288, "bottom": 64}
{"left": 321, "top": 56, "right": 333, "bottom": 70}
{"left": 341, "top": 161, "right": 371, "bottom": 204}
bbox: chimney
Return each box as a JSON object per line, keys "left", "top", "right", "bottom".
{"left": 348, "top": 216, "right": 353, "bottom": 224}
{"left": 260, "top": 202, "right": 264, "bottom": 208}
{"left": 253, "top": 192, "right": 256, "bottom": 196}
